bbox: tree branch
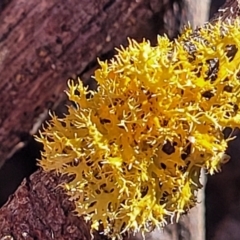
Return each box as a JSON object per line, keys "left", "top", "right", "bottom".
{"left": 1, "top": 0, "right": 239, "bottom": 239}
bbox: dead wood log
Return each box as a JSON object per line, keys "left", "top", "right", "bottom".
{"left": 0, "top": 0, "right": 238, "bottom": 240}
{"left": 210, "top": 0, "right": 240, "bottom": 21}
{"left": 0, "top": 169, "right": 107, "bottom": 240}
{"left": 0, "top": 0, "right": 186, "bottom": 168}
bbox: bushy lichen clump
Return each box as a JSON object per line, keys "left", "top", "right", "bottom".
{"left": 37, "top": 19, "right": 240, "bottom": 239}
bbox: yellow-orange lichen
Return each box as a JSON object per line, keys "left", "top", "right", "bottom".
{"left": 37, "top": 19, "right": 240, "bottom": 239}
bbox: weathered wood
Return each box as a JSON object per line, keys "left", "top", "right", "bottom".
{"left": 0, "top": 169, "right": 107, "bottom": 240}
{"left": 0, "top": 0, "right": 238, "bottom": 240}
{"left": 211, "top": 0, "right": 240, "bottom": 21}
{"left": 0, "top": 0, "right": 186, "bottom": 167}
{"left": 0, "top": 0, "right": 188, "bottom": 239}
{"left": 185, "top": 0, "right": 211, "bottom": 27}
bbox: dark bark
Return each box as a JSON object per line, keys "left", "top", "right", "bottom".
{"left": 0, "top": 0, "right": 186, "bottom": 168}
{"left": 0, "top": 0, "right": 238, "bottom": 239}
{"left": 0, "top": 0, "right": 187, "bottom": 239}
{"left": 0, "top": 169, "right": 107, "bottom": 240}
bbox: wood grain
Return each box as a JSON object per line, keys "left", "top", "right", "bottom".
{"left": 0, "top": 0, "right": 239, "bottom": 239}
{"left": 0, "top": 0, "right": 186, "bottom": 167}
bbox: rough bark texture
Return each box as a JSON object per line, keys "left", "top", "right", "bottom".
{"left": 0, "top": 0, "right": 187, "bottom": 239}
{"left": 0, "top": 0, "right": 187, "bottom": 168}
{"left": 185, "top": 0, "right": 211, "bottom": 27}
{"left": 0, "top": 0, "right": 238, "bottom": 240}
{"left": 0, "top": 169, "right": 107, "bottom": 240}
{"left": 210, "top": 0, "right": 240, "bottom": 21}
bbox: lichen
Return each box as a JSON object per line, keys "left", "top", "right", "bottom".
{"left": 37, "top": 19, "right": 240, "bottom": 239}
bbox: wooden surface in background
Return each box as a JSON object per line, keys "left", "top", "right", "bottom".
{"left": 0, "top": 0, "right": 189, "bottom": 239}
{"left": 0, "top": 0, "right": 187, "bottom": 167}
